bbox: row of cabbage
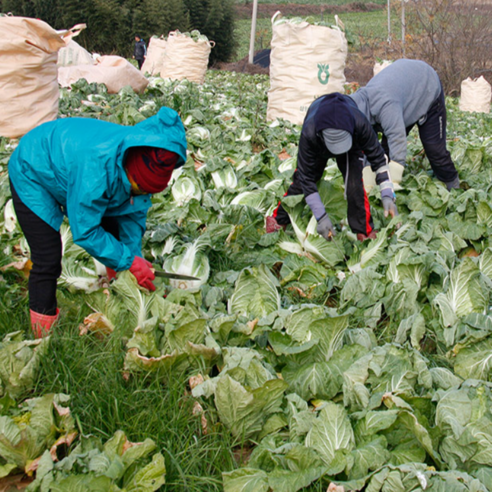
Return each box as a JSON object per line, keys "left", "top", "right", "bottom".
{"left": 1, "top": 71, "right": 492, "bottom": 490}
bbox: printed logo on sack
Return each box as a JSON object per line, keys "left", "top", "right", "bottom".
{"left": 317, "top": 64, "right": 330, "bottom": 85}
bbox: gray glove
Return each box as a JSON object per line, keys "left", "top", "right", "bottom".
{"left": 445, "top": 176, "right": 460, "bottom": 191}
{"left": 317, "top": 213, "right": 335, "bottom": 240}
{"left": 382, "top": 195, "right": 398, "bottom": 218}
{"left": 380, "top": 181, "right": 398, "bottom": 218}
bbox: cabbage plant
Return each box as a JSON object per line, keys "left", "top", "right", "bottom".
{"left": 172, "top": 175, "right": 202, "bottom": 205}
{"left": 164, "top": 237, "right": 210, "bottom": 292}
{"left": 211, "top": 166, "right": 237, "bottom": 189}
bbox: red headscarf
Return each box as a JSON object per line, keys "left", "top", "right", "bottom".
{"left": 125, "top": 146, "right": 179, "bottom": 194}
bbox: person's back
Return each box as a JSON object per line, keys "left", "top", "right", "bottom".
{"left": 351, "top": 59, "right": 441, "bottom": 129}
{"left": 351, "top": 59, "right": 459, "bottom": 190}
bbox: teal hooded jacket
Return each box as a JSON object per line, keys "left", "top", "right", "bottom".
{"left": 9, "top": 107, "right": 187, "bottom": 271}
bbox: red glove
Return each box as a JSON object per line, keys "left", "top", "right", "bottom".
{"left": 129, "top": 257, "right": 156, "bottom": 291}
{"left": 106, "top": 267, "right": 117, "bottom": 281}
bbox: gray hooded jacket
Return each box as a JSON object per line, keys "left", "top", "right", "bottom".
{"left": 350, "top": 59, "right": 441, "bottom": 166}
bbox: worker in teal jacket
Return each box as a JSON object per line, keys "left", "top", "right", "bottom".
{"left": 9, "top": 107, "right": 187, "bottom": 338}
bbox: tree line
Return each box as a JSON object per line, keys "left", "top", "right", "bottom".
{"left": 0, "top": 0, "right": 237, "bottom": 64}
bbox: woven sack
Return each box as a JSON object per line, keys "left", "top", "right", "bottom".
{"left": 459, "top": 76, "right": 491, "bottom": 114}
{"left": 58, "top": 40, "right": 93, "bottom": 66}
{"left": 267, "top": 12, "right": 348, "bottom": 125}
{"left": 58, "top": 55, "right": 149, "bottom": 93}
{"left": 0, "top": 16, "right": 68, "bottom": 138}
{"left": 160, "top": 31, "right": 214, "bottom": 84}
{"left": 141, "top": 36, "right": 167, "bottom": 75}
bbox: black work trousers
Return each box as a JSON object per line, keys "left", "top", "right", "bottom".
{"left": 382, "top": 87, "right": 458, "bottom": 184}
{"left": 273, "top": 151, "right": 374, "bottom": 236}
{"left": 11, "top": 182, "right": 119, "bottom": 316}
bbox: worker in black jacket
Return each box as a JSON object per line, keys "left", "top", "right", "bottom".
{"left": 133, "top": 35, "right": 147, "bottom": 70}
{"left": 266, "top": 93, "right": 398, "bottom": 241}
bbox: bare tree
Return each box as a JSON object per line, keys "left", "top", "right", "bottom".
{"left": 405, "top": 0, "right": 492, "bottom": 95}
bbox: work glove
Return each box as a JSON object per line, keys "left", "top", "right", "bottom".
{"left": 445, "top": 175, "right": 460, "bottom": 191}
{"left": 363, "top": 165, "right": 377, "bottom": 193}
{"left": 363, "top": 158, "right": 405, "bottom": 194}
{"left": 317, "top": 213, "right": 336, "bottom": 240}
{"left": 129, "top": 256, "right": 156, "bottom": 291}
{"left": 382, "top": 195, "right": 398, "bottom": 218}
{"left": 381, "top": 187, "right": 399, "bottom": 218}
{"left": 389, "top": 160, "right": 405, "bottom": 190}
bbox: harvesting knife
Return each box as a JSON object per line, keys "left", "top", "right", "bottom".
{"left": 151, "top": 268, "right": 200, "bottom": 281}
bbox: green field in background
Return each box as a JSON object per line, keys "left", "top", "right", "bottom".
{"left": 233, "top": 9, "right": 401, "bottom": 61}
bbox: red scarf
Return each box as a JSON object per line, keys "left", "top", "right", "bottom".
{"left": 125, "top": 147, "right": 179, "bottom": 194}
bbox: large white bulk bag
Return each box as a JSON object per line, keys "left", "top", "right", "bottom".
{"left": 267, "top": 12, "right": 348, "bottom": 125}
{"left": 58, "top": 55, "right": 149, "bottom": 93}
{"left": 0, "top": 16, "right": 68, "bottom": 138}
{"left": 58, "top": 40, "right": 94, "bottom": 66}
{"left": 373, "top": 60, "right": 392, "bottom": 77}
{"left": 141, "top": 36, "right": 167, "bottom": 75}
{"left": 160, "top": 31, "right": 214, "bottom": 84}
{"left": 459, "top": 76, "right": 491, "bottom": 114}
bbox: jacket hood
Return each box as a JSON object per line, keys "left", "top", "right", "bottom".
{"left": 119, "top": 107, "right": 187, "bottom": 170}
{"left": 313, "top": 93, "right": 355, "bottom": 136}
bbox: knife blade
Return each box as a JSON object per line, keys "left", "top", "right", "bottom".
{"left": 151, "top": 269, "right": 200, "bottom": 281}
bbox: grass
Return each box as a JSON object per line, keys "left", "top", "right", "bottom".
{"left": 0, "top": 258, "right": 337, "bottom": 491}
{"left": 36, "top": 332, "right": 235, "bottom": 490}
{"left": 0, "top": 277, "right": 237, "bottom": 491}
{"left": 0, "top": 281, "right": 334, "bottom": 491}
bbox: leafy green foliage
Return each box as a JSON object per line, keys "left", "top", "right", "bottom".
{"left": 1, "top": 72, "right": 492, "bottom": 491}
{"left": 28, "top": 431, "right": 166, "bottom": 492}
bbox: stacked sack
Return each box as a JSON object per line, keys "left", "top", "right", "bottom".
{"left": 57, "top": 24, "right": 93, "bottom": 67}
{"left": 373, "top": 60, "right": 392, "bottom": 77}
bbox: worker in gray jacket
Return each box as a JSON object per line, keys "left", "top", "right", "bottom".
{"left": 350, "top": 59, "right": 460, "bottom": 191}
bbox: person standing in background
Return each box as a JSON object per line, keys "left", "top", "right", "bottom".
{"left": 133, "top": 35, "right": 147, "bottom": 69}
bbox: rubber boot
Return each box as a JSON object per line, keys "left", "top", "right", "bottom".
{"left": 30, "top": 308, "right": 59, "bottom": 339}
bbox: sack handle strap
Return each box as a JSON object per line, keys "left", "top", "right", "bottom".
{"left": 60, "top": 23, "right": 87, "bottom": 43}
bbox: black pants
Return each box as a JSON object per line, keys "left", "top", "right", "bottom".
{"left": 136, "top": 58, "right": 144, "bottom": 70}
{"left": 11, "top": 183, "right": 119, "bottom": 316}
{"left": 381, "top": 87, "right": 458, "bottom": 184}
{"left": 273, "top": 151, "right": 374, "bottom": 236}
